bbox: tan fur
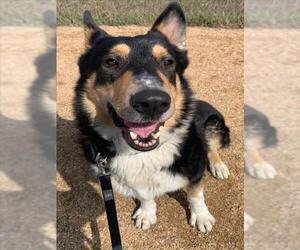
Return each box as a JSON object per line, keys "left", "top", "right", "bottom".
{"left": 245, "top": 136, "right": 264, "bottom": 150}
{"left": 83, "top": 75, "right": 113, "bottom": 125}
{"left": 246, "top": 149, "right": 265, "bottom": 165}
{"left": 155, "top": 19, "right": 177, "bottom": 45}
{"left": 85, "top": 74, "right": 100, "bottom": 104}
{"left": 208, "top": 149, "right": 223, "bottom": 167}
{"left": 156, "top": 21, "right": 169, "bottom": 36}
{"left": 84, "top": 26, "right": 94, "bottom": 49}
{"left": 206, "top": 129, "right": 224, "bottom": 167}
{"left": 108, "top": 71, "right": 135, "bottom": 111}
{"left": 84, "top": 71, "right": 134, "bottom": 125}
{"left": 110, "top": 44, "right": 130, "bottom": 58}
{"left": 82, "top": 94, "right": 97, "bottom": 118}
{"left": 205, "top": 130, "right": 222, "bottom": 150}
{"left": 154, "top": 15, "right": 186, "bottom": 50}
{"left": 157, "top": 72, "right": 184, "bottom": 129}
{"left": 208, "top": 137, "right": 221, "bottom": 150}
{"left": 152, "top": 44, "right": 169, "bottom": 60}
{"left": 186, "top": 181, "right": 205, "bottom": 198}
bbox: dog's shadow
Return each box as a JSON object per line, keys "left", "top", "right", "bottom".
{"left": 168, "top": 190, "right": 190, "bottom": 223}
{"left": 57, "top": 116, "right": 105, "bottom": 249}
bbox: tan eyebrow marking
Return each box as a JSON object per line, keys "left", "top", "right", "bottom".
{"left": 152, "top": 44, "right": 169, "bottom": 59}
{"left": 110, "top": 43, "right": 130, "bottom": 58}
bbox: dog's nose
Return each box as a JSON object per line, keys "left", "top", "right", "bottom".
{"left": 130, "top": 89, "right": 171, "bottom": 117}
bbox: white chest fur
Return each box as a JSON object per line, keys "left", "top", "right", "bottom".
{"left": 93, "top": 125, "right": 190, "bottom": 200}
{"left": 92, "top": 157, "right": 188, "bottom": 201}
{"left": 109, "top": 144, "right": 189, "bottom": 200}
{"left": 93, "top": 110, "right": 194, "bottom": 200}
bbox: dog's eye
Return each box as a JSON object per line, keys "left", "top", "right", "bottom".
{"left": 104, "top": 58, "right": 119, "bottom": 67}
{"left": 162, "top": 58, "right": 175, "bottom": 67}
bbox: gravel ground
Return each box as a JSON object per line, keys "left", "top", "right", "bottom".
{"left": 57, "top": 26, "right": 243, "bottom": 250}
{"left": 1, "top": 27, "right": 56, "bottom": 249}
{"left": 244, "top": 29, "right": 300, "bottom": 250}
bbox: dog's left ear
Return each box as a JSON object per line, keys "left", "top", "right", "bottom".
{"left": 83, "top": 10, "right": 110, "bottom": 49}
{"left": 151, "top": 3, "right": 186, "bottom": 50}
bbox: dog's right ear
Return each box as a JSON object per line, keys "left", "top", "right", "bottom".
{"left": 83, "top": 10, "right": 109, "bottom": 48}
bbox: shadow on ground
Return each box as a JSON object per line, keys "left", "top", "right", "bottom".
{"left": 0, "top": 11, "right": 56, "bottom": 249}
{"left": 57, "top": 26, "right": 244, "bottom": 249}
{"left": 57, "top": 116, "right": 105, "bottom": 249}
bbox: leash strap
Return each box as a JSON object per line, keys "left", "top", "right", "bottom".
{"left": 95, "top": 153, "right": 122, "bottom": 250}
{"left": 99, "top": 175, "right": 122, "bottom": 250}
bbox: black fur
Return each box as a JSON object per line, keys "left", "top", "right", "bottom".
{"left": 74, "top": 3, "right": 230, "bottom": 184}
{"left": 196, "top": 100, "right": 230, "bottom": 148}
{"left": 78, "top": 34, "right": 188, "bottom": 86}
{"left": 245, "top": 105, "right": 277, "bottom": 148}
{"left": 169, "top": 120, "right": 208, "bottom": 184}
{"left": 83, "top": 10, "right": 110, "bottom": 46}
{"left": 151, "top": 2, "right": 186, "bottom": 33}
{"left": 74, "top": 77, "right": 116, "bottom": 162}
{"left": 169, "top": 100, "right": 231, "bottom": 184}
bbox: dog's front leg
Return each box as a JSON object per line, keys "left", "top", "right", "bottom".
{"left": 208, "top": 148, "right": 230, "bottom": 179}
{"left": 245, "top": 148, "right": 277, "bottom": 179}
{"left": 186, "top": 182, "right": 215, "bottom": 233}
{"left": 132, "top": 199, "right": 157, "bottom": 230}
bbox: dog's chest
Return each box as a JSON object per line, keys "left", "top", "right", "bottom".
{"left": 110, "top": 141, "right": 188, "bottom": 200}
{"left": 94, "top": 123, "right": 191, "bottom": 199}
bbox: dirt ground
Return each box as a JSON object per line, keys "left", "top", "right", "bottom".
{"left": 57, "top": 26, "right": 244, "bottom": 249}
{"left": 244, "top": 29, "right": 300, "bottom": 250}
{"left": 1, "top": 27, "right": 56, "bottom": 249}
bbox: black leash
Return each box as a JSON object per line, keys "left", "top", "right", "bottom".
{"left": 95, "top": 153, "right": 123, "bottom": 250}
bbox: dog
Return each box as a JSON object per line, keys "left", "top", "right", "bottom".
{"left": 74, "top": 3, "right": 230, "bottom": 233}
{"left": 244, "top": 104, "right": 277, "bottom": 179}
{"left": 244, "top": 104, "right": 278, "bottom": 231}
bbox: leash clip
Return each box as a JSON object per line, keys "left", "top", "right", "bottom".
{"left": 94, "top": 152, "right": 122, "bottom": 249}
{"left": 95, "top": 152, "right": 110, "bottom": 176}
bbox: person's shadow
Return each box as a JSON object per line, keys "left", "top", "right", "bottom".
{"left": 57, "top": 116, "right": 106, "bottom": 249}
{"left": 1, "top": 9, "right": 106, "bottom": 249}
{"left": 1, "top": 9, "right": 56, "bottom": 249}
{"left": 30, "top": 11, "right": 106, "bottom": 248}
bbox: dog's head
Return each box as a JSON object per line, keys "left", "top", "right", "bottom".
{"left": 79, "top": 3, "right": 190, "bottom": 151}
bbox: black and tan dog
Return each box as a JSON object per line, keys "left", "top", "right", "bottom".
{"left": 244, "top": 104, "right": 278, "bottom": 230}
{"left": 74, "top": 3, "right": 230, "bottom": 232}
{"left": 245, "top": 105, "right": 277, "bottom": 179}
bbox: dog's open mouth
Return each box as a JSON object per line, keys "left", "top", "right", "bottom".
{"left": 122, "top": 121, "right": 161, "bottom": 151}
{"left": 107, "top": 103, "right": 162, "bottom": 151}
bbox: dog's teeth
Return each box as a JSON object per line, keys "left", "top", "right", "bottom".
{"left": 134, "top": 140, "right": 139, "bottom": 145}
{"left": 151, "top": 131, "right": 160, "bottom": 139}
{"left": 139, "top": 142, "right": 143, "bottom": 147}
{"left": 148, "top": 141, "right": 153, "bottom": 146}
{"left": 151, "top": 139, "right": 156, "bottom": 144}
{"left": 130, "top": 131, "right": 137, "bottom": 140}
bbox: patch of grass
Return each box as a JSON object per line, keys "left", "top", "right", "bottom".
{"left": 57, "top": 0, "right": 244, "bottom": 28}
{"left": 0, "top": 0, "right": 55, "bottom": 26}
{"left": 245, "top": 0, "right": 300, "bottom": 28}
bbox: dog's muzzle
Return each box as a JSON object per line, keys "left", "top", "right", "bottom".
{"left": 130, "top": 89, "right": 171, "bottom": 119}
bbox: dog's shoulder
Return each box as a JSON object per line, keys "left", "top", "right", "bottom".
{"left": 194, "top": 100, "right": 225, "bottom": 124}
{"left": 168, "top": 118, "right": 208, "bottom": 184}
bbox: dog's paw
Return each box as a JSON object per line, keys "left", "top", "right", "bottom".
{"left": 189, "top": 209, "right": 216, "bottom": 233}
{"left": 210, "top": 162, "right": 230, "bottom": 179}
{"left": 132, "top": 207, "right": 157, "bottom": 230}
{"left": 245, "top": 162, "right": 277, "bottom": 179}
{"left": 244, "top": 212, "right": 255, "bottom": 232}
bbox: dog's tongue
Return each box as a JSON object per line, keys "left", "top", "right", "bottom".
{"left": 125, "top": 121, "right": 158, "bottom": 138}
